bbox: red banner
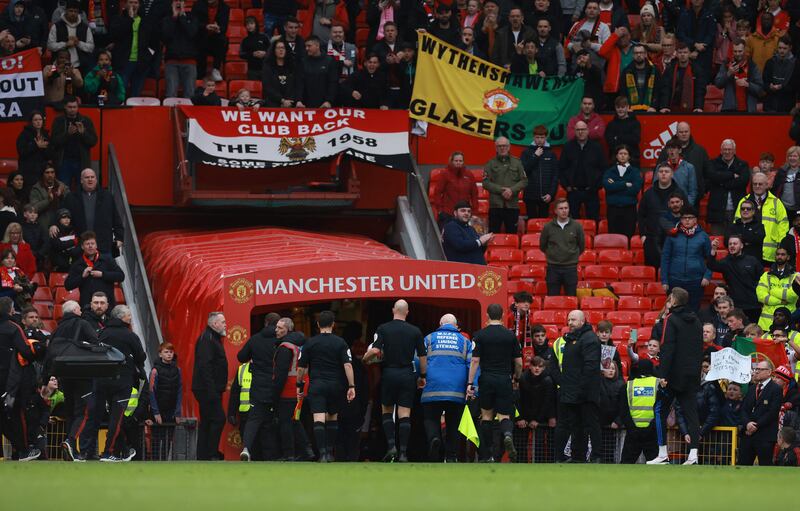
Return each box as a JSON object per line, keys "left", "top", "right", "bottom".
{"left": 0, "top": 49, "right": 43, "bottom": 121}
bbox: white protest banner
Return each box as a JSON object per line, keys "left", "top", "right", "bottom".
{"left": 704, "top": 348, "right": 752, "bottom": 384}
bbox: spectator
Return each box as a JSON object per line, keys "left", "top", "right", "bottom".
{"left": 441, "top": 201, "right": 493, "bottom": 264}
{"left": 50, "top": 96, "right": 96, "bottom": 191}
{"left": 559, "top": 0, "right": 583, "bottom": 37}
{"left": 721, "top": 381, "right": 744, "bottom": 426}
{"left": 193, "top": 0, "right": 229, "bottom": 82}
{"left": 342, "top": 53, "right": 387, "bottom": 108}
{"left": 559, "top": 120, "right": 605, "bottom": 220}
{"left": 43, "top": 50, "right": 84, "bottom": 107}
{"left": 0, "top": 30, "right": 15, "bottom": 56}
{"left": 263, "top": 0, "right": 297, "bottom": 37}
{"left": 661, "top": 206, "right": 712, "bottom": 311}
{"left": 48, "top": 208, "right": 79, "bottom": 271}
{"left": 65, "top": 231, "right": 124, "bottom": 308}
{"left": 701, "top": 322, "right": 721, "bottom": 355}
{"left": 0, "top": 1, "right": 38, "bottom": 51}
{"left": 20, "top": 204, "right": 47, "bottom": 270}
{"left": 30, "top": 163, "right": 69, "bottom": 234}
{"left": 510, "top": 39, "right": 542, "bottom": 76}
{"left": 110, "top": 0, "right": 158, "bottom": 99}
{"left": 707, "top": 139, "right": 749, "bottom": 235}
{"left": 327, "top": 23, "right": 356, "bottom": 83}
{"left": 83, "top": 50, "right": 125, "bottom": 105}
{"left": 596, "top": 319, "right": 621, "bottom": 374}
{"left": 781, "top": 212, "right": 800, "bottom": 264}
{"left": 458, "top": 26, "right": 486, "bottom": 59}
{"left": 0, "top": 222, "right": 36, "bottom": 277}
{"left": 739, "top": 359, "right": 782, "bottom": 465}
{"left": 772, "top": 146, "right": 800, "bottom": 220}
{"left": 524, "top": 0, "right": 562, "bottom": 41}
{"left": 230, "top": 88, "right": 261, "bottom": 110}
{"left": 0, "top": 248, "right": 34, "bottom": 311}
{"left": 596, "top": 0, "right": 627, "bottom": 30}
{"left": 566, "top": 96, "right": 605, "bottom": 141}
{"left": 482, "top": 136, "right": 526, "bottom": 234}
{"left": 728, "top": 198, "right": 766, "bottom": 262}
{"left": 774, "top": 426, "right": 800, "bottom": 466}
{"left": 605, "top": 96, "right": 641, "bottom": 166}
{"left": 280, "top": 17, "right": 306, "bottom": 62}
{"left": 262, "top": 40, "right": 302, "bottom": 108}
{"left": 5, "top": 173, "right": 25, "bottom": 216}
{"left": 597, "top": 27, "right": 634, "bottom": 102}
{"left": 757, "top": 151, "right": 778, "bottom": 187}
{"left": 162, "top": 0, "right": 199, "bottom": 99}
{"left": 396, "top": 42, "right": 416, "bottom": 109}
{"left": 568, "top": 49, "right": 603, "bottom": 108}
{"left": 305, "top": 0, "right": 349, "bottom": 45}
{"left": 461, "top": 0, "right": 481, "bottom": 30}
{"left": 631, "top": 4, "right": 664, "bottom": 66}
{"left": 297, "top": 35, "right": 338, "bottom": 108}
{"left": 722, "top": 308, "right": 749, "bottom": 347}
{"left": 430, "top": 151, "right": 479, "bottom": 226}
{"left": 640, "top": 169, "right": 688, "bottom": 269}
{"left": 713, "top": 6, "right": 737, "bottom": 76}
{"left": 16, "top": 111, "right": 50, "bottom": 194}
{"left": 531, "top": 323, "right": 558, "bottom": 377}
{"left": 763, "top": 36, "right": 799, "bottom": 113}
{"left": 746, "top": 12, "right": 781, "bottom": 73}
{"left": 707, "top": 235, "right": 763, "bottom": 325}
{"left": 756, "top": 246, "right": 798, "bottom": 330}
{"left": 191, "top": 75, "right": 223, "bottom": 105}
{"left": 515, "top": 356, "right": 556, "bottom": 460}
{"left": 533, "top": 18, "right": 565, "bottom": 76}
{"left": 714, "top": 39, "right": 764, "bottom": 112}
{"left": 240, "top": 16, "right": 269, "bottom": 80}
{"left": 47, "top": 0, "right": 94, "bottom": 71}
{"left": 736, "top": 18, "right": 752, "bottom": 44}
{"left": 619, "top": 44, "right": 660, "bottom": 112}
{"left": 735, "top": 171, "right": 789, "bottom": 264}
{"left": 565, "top": 1, "right": 611, "bottom": 61}
{"left": 521, "top": 125, "right": 558, "bottom": 219}
{"left": 148, "top": 342, "right": 183, "bottom": 449}
{"left": 427, "top": 3, "right": 460, "bottom": 47}
{"left": 658, "top": 42, "right": 706, "bottom": 113}
{"left": 540, "top": 199, "right": 585, "bottom": 296}
{"left": 372, "top": 21, "right": 403, "bottom": 106}
{"left": 602, "top": 144, "right": 642, "bottom": 238}
{"left": 59, "top": 168, "right": 124, "bottom": 257}
{"left": 367, "top": 0, "right": 399, "bottom": 50}
{"left": 663, "top": 139, "right": 698, "bottom": 205}
{"left": 700, "top": 295, "right": 731, "bottom": 340}
{"left": 659, "top": 32, "right": 677, "bottom": 72}
{"left": 665, "top": 122, "right": 711, "bottom": 207}
{"left": 598, "top": 361, "right": 624, "bottom": 435}
{"left": 676, "top": 0, "right": 716, "bottom": 83}
{"left": 492, "top": 7, "right": 535, "bottom": 68}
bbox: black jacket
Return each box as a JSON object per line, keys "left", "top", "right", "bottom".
{"left": 272, "top": 331, "right": 305, "bottom": 400}
{"left": 61, "top": 188, "right": 124, "bottom": 255}
{"left": 110, "top": 11, "right": 158, "bottom": 69}
{"left": 657, "top": 305, "right": 703, "bottom": 392}
{"left": 604, "top": 115, "right": 641, "bottom": 166}
{"left": 728, "top": 218, "right": 766, "bottom": 262}
{"left": 81, "top": 304, "right": 107, "bottom": 334}
{"left": 192, "top": 0, "right": 230, "bottom": 40}
{"left": 240, "top": 31, "right": 269, "bottom": 79}
{"left": 705, "top": 252, "right": 762, "bottom": 311}
{"left": 236, "top": 325, "right": 277, "bottom": 404}
{"left": 98, "top": 317, "right": 146, "bottom": 387}
{"left": 558, "top": 322, "right": 601, "bottom": 404}
{"left": 48, "top": 223, "right": 79, "bottom": 272}
{"left": 161, "top": 12, "right": 199, "bottom": 60}
{"left": 658, "top": 61, "right": 707, "bottom": 113}
{"left": 151, "top": 358, "right": 182, "bottom": 419}
{"left": 534, "top": 36, "right": 563, "bottom": 76}
{"left": 706, "top": 156, "right": 750, "bottom": 223}
{"left": 0, "top": 313, "right": 35, "bottom": 391}
{"left": 15, "top": 125, "right": 51, "bottom": 185}
{"left": 46, "top": 312, "right": 98, "bottom": 377}
{"left": 598, "top": 376, "right": 625, "bottom": 426}
{"left": 521, "top": 143, "right": 558, "bottom": 202}
{"left": 740, "top": 379, "right": 783, "bottom": 441}
{"left": 192, "top": 326, "right": 227, "bottom": 395}
{"left": 781, "top": 228, "right": 800, "bottom": 264}
{"left": 300, "top": 54, "right": 339, "bottom": 107}
{"left": 261, "top": 60, "right": 302, "bottom": 107}
{"left": 637, "top": 181, "right": 687, "bottom": 239}
{"left": 64, "top": 252, "right": 125, "bottom": 308}
{"left": 342, "top": 69, "right": 388, "bottom": 108}
{"left": 517, "top": 370, "right": 555, "bottom": 422}
{"left": 50, "top": 113, "right": 97, "bottom": 168}
{"left": 772, "top": 165, "right": 800, "bottom": 212}
{"left": 569, "top": 62, "right": 603, "bottom": 108}
{"left": 558, "top": 138, "right": 606, "bottom": 191}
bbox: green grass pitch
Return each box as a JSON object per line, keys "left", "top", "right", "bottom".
{"left": 0, "top": 462, "right": 791, "bottom": 510}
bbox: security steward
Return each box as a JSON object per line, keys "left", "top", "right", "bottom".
{"left": 273, "top": 317, "right": 314, "bottom": 461}
{"left": 238, "top": 313, "right": 281, "bottom": 462}
{"left": 619, "top": 359, "right": 659, "bottom": 463}
{"left": 421, "top": 313, "right": 472, "bottom": 462}
{"left": 90, "top": 305, "right": 146, "bottom": 462}
{"left": 553, "top": 310, "right": 602, "bottom": 463}
{"left": 362, "top": 299, "right": 427, "bottom": 463}
{"left": 467, "top": 303, "right": 523, "bottom": 462}
{"left": 296, "top": 310, "right": 356, "bottom": 463}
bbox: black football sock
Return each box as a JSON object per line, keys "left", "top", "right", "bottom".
{"left": 499, "top": 418, "right": 513, "bottom": 439}
{"left": 313, "top": 421, "right": 326, "bottom": 457}
{"left": 325, "top": 421, "right": 338, "bottom": 458}
{"left": 398, "top": 417, "right": 411, "bottom": 454}
{"left": 382, "top": 413, "right": 396, "bottom": 450}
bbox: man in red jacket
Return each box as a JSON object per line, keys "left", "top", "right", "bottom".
{"left": 430, "top": 151, "right": 480, "bottom": 227}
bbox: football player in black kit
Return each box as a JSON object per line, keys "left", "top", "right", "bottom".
{"left": 296, "top": 310, "right": 356, "bottom": 462}
{"left": 363, "top": 299, "right": 427, "bottom": 462}
{"left": 467, "top": 303, "right": 522, "bottom": 462}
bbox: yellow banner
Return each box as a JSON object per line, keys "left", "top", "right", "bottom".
{"left": 409, "top": 32, "right": 512, "bottom": 139}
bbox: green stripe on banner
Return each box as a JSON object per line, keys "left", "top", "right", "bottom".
{"left": 497, "top": 75, "right": 584, "bottom": 146}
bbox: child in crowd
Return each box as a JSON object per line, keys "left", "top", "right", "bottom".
{"left": 596, "top": 320, "right": 621, "bottom": 374}
{"left": 48, "top": 208, "right": 79, "bottom": 271}
{"left": 774, "top": 426, "right": 800, "bottom": 466}
{"left": 21, "top": 205, "right": 47, "bottom": 270}
{"left": 231, "top": 88, "right": 262, "bottom": 110}
{"left": 148, "top": 342, "right": 183, "bottom": 460}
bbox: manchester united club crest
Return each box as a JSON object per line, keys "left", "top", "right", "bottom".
{"left": 228, "top": 278, "right": 254, "bottom": 304}
{"left": 227, "top": 429, "right": 242, "bottom": 449}
{"left": 482, "top": 88, "right": 519, "bottom": 114}
{"left": 227, "top": 325, "right": 248, "bottom": 346}
{"left": 476, "top": 270, "right": 502, "bottom": 296}
{"left": 278, "top": 137, "right": 317, "bottom": 161}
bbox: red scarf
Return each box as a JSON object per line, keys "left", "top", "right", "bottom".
{"left": 83, "top": 253, "right": 98, "bottom": 268}
{"left": 734, "top": 60, "right": 748, "bottom": 112}
{"left": 0, "top": 266, "right": 18, "bottom": 288}
{"left": 679, "top": 224, "right": 698, "bottom": 237}
{"left": 670, "top": 62, "right": 695, "bottom": 111}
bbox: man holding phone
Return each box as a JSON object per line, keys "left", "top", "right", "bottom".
{"left": 50, "top": 96, "right": 97, "bottom": 191}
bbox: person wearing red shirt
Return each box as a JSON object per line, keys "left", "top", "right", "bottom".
{"left": 430, "top": 151, "right": 479, "bottom": 227}
{"left": 0, "top": 222, "right": 36, "bottom": 277}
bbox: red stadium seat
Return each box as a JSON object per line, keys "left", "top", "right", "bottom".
{"left": 543, "top": 296, "right": 578, "bottom": 310}
{"left": 356, "top": 27, "right": 369, "bottom": 46}
{"left": 610, "top": 282, "right": 644, "bottom": 296}
{"left": 652, "top": 296, "right": 667, "bottom": 310}
{"left": 245, "top": 8, "right": 264, "bottom": 24}
{"left": 229, "top": 8, "right": 244, "bottom": 23}
{"left": 227, "top": 43, "right": 243, "bottom": 62}
{"left": 585, "top": 310, "right": 605, "bottom": 324}
{"left": 228, "top": 79, "right": 262, "bottom": 97}
{"left": 593, "top": 234, "right": 628, "bottom": 249}
{"left": 55, "top": 287, "right": 80, "bottom": 303}
{"left": 643, "top": 311, "right": 661, "bottom": 326}
{"left": 544, "top": 325, "right": 560, "bottom": 339}
{"left": 489, "top": 234, "right": 519, "bottom": 248}
{"left": 597, "top": 249, "right": 633, "bottom": 265}
{"left": 520, "top": 233, "right": 541, "bottom": 248}
{"left": 509, "top": 264, "right": 545, "bottom": 280}
{"left": 526, "top": 218, "right": 549, "bottom": 233}
{"left": 620, "top": 266, "right": 657, "bottom": 282}
{"left": 582, "top": 265, "right": 619, "bottom": 281}
{"left": 577, "top": 219, "right": 596, "bottom": 235}
{"left": 580, "top": 296, "right": 615, "bottom": 311}
{"left": 42, "top": 319, "right": 57, "bottom": 333}
{"left": 630, "top": 236, "right": 643, "bottom": 249}
{"left": 611, "top": 325, "right": 632, "bottom": 342}
{"left": 618, "top": 296, "right": 652, "bottom": 311}
{"left": 476, "top": 200, "right": 489, "bottom": 215}
{"left": 141, "top": 78, "right": 158, "bottom": 97}
{"left": 507, "top": 280, "right": 534, "bottom": 295}
{"left": 532, "top": 310, "right": 568, "bottom": 324}
{"left": 598, "top": 219, "right": 608, "bottom": 234}
{"left": 33, "top": 287, "right": 53, "bottom": 302}
{"left": 31, "top": 273, "right": 46, "bottom": 286}
{"left": 49, "top": 273, "right": 67, "bottom": 288}
{"left": 468, "top": 169, "right": 484, "bottom": 181}
{"left": 485, "top": 248, "right": 523, "bottom": 266}
{"left": 115, "top": 288, "right": 126, "bottom": 304}
{"left": 645, "top": 282, "right": 666, "bottom": 295}
{"left": 607, "top": 311, "right": 642, "bottom": 326}
{"left": 584, "top": 234, "right": 593, "bottom": 249}
{"left": 637, "top": 326, "right": 653, "bottom": 341}
{"left": 226, "top": 24, "right": 248, "bottom": 43}
{"left": 33, "top": 303, "right": 52, "bottom": 319}
{"left": 579, "top": 250, "right": 597, "bottom": 264}
{"left": 224, "top": 61, "right": 248, "bottom": 80}
{"left": 533, "top": 281, "right": 548, "bottom": 295}
{"left": 524, "top": 249, "right": 546, "bottom": 263}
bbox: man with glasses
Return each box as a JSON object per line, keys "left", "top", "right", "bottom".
{"left": 729, "top": 199, "right": 766, "bottom": 263}
{"left": 738, "top": 360, "right": 782, "bottom": 465}
{"left": 735, "top": 171, "right": 789, "bottom": 264}
{"left": 660, "top": 206, "right": 712, "bottom": 311}
{"left": 483, "top": 137, "right": 527, "bottom": 234}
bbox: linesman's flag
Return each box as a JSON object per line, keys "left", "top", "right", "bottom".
{"left": 458, "top": 405, "right": 479, "bottom": 447}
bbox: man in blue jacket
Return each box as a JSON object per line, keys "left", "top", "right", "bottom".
{"left": 442, "top": 201, "right": 494, "bottom": 264}
{"left": 660, "top": 205, "right": 712, "bottom": 311}
{"left": 421, "top": 314, "right": 472, "bottom": 462}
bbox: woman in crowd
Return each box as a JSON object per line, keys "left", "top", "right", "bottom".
{"left": 0, "top": 222, "right": 37, "bottom": 277}
{"left": 5, "top": 172, "right": 28, "bottom": 213}
{"left": 29, "top": 163, "right": 69, "bottom": 231}
{"left": 262, "top": 40, "right": 302, "bottom": 108}
{"left": 602, "top": 144, "right": 643, "bottom": 238}
{"left": 15, "top": 111, "right": 50, "bottom": 194}
{"left": 0, "top": 248, "right": 34, "bottom": 310}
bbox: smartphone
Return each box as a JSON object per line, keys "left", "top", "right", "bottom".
{"left": 630, "top": 328, "right": 638, "bottom": 343}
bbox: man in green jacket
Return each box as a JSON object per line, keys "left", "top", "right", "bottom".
{"left": 540, "top": 199, "right": 585, "bottom": 296}
{"left": 483, "top": 137, "right": 527, "bottom": 234}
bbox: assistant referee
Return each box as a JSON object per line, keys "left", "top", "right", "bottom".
{"left": 296, "top": 310, "right": 356, "bottom": 463}
{"left": 467, "top": 303, "right": 523, "bottom": 462}
{"left": 363, "top": 299, "right": 427, "bottom": 463}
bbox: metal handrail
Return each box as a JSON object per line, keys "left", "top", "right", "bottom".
{"left": 108, "top": 144, "right": 164, "bottom": 361}
{"left": 406, "top": 157, "right": 445, "bottom": 261}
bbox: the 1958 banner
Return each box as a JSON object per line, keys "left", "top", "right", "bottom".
{"left": 181, "top": 106, "right": 412, "bottom": 170}
{"left": 0, "top": 49, "right": 44, "bottom": 122}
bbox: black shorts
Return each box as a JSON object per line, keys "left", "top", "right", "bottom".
{"left": 380, "top": 367, "right": 417, "bottom": 408}
{"left": 478, "top": 373, "right": 514, "bottom": 416}
{"left": 307, "top": 381, "right": 345, "bottom": 415}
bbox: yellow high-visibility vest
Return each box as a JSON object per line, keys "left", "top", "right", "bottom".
{"left": 124, "top": 387, "right": 139, "bottom": 417}
{"left": 626, "top": 376, "right": 658, "bottom": 428}
{"left": 553, "top": 337, "right": 566, "bottom": 368}
{"left": 237, "top": 362, "right": 252, "bottom": 413}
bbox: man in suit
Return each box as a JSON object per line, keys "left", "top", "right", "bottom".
{"left": 738, "top": 360, "right": 783, "bottom": 465}
{"left": 648, "top": 287, "right": 704, "bottom": 464}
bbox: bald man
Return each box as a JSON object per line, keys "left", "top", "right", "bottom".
{"left": 363, "top": 300, "right": 427, "bottom": 462}
{"left": 483, "top": 136, "right": 527, "bottom": 234}
{"left": 558, "top": 119, "right": 606, "bottom": 220}
{"left": 420, "top": 314, "right": 473, "bottom": 461}
{"left": 553, "top": 310, "right": 602, "bottom": 463}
